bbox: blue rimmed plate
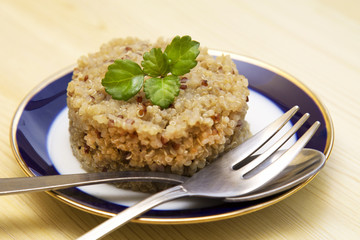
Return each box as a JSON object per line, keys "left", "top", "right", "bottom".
{"left": 10, "top": 50, "right": 334, "bottom": 224}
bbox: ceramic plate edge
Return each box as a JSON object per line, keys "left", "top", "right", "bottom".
{"left": 10, "top": 52, "right": 334, "bottom": 224}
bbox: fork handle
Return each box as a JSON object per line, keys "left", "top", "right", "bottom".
{"left": 77, "top": 185, "right": 188, "bottom": 240}
{"left": 0, "top": 172, "right": 187, "bottom": 195}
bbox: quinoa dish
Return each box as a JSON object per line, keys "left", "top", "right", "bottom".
{"left": 67, "top": 37, "right": 251, "bottom": 192}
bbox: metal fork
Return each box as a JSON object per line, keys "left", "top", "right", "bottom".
{"left": 78, "top": 106, "right": 320, "bottom": 240}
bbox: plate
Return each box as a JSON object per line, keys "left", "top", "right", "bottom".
{"left": 10, "top": 50, "right": 334, "bottom": 224}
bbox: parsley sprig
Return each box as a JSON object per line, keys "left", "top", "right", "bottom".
{"left": 101, "top": 35, "right": 200, "bottom": 108}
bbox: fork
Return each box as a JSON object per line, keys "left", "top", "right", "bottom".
{"left": 78, "top": 106, "right": 320, "bottom": 240}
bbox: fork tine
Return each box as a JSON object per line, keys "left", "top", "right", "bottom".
{"left": 239, "top": 113, "right": 310, "bottom": 175}
{"left": 226, "top": 106, "right": 299, "bottom": 166}
{"left": 244, "top": 121, "right": 320, "bottom": 187}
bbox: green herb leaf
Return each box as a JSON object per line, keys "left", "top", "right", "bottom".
{"left": 101, "top": 59, "right": 144, "bottom": 101}
{"left": 141, "top": 48, "right": 170, "bottom": 77}
{"left": 144, "top": 75, "right": 180, "bottom": 108}
{"left": 101, "top": 35, "right": 200, "bottom": 108}
{"left": 165, "top": 35, "right": 200, "bottom": 76}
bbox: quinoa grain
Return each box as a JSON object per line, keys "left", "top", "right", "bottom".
{"left": 67, "top": 37, "right": 251, "bottom": 193}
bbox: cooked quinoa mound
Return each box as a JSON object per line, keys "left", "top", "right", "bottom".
{"left": 67, "top": 37, "right": 251, "bottom": 192}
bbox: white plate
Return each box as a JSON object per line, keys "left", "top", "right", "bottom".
{"left": 11, "top": 51, "right": 333, "bottom": 223}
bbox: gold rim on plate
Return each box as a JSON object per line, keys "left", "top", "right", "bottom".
{"left": 10, "top": 51, "right": 334, "bottom": 224}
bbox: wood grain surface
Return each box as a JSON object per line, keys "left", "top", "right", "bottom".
{"left": 0, "top": 0, "right": 359, "bottom": 239}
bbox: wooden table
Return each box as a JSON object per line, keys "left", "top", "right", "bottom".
{"left": 1, "top": 0, "right": 359, "bottom": 239}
